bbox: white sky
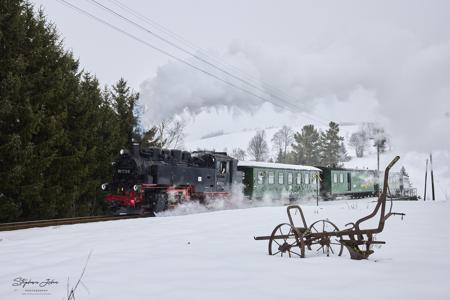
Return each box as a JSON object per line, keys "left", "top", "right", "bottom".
{"left": 31, "top": 0, "right": 450, "bottom": 152}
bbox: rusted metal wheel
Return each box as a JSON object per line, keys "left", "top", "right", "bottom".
{"left": 307, "top": 220, "right": 343, "bottom": 257}
{"left": 268, "top": 223, "right": 304, "bottom": 258}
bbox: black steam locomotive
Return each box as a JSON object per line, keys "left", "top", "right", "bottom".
{"left": 102, "top": 144, "right": 239, "bottom": 214}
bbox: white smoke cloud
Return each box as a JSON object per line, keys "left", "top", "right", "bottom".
{"left": 140, "top": 35, "right": 449, "bottom": 152}
{"left": 138, "top": 3, "right": 450, "bottom": 196}
{"left": 139, "top": 46, "right": 264, "bottom": 124}
{"left": 155, "top": 184, "right": 319, "bottom": 217}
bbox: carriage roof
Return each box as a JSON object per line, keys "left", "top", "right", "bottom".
{"left": 237, "top": 161, "right": 320, "bottom": 172}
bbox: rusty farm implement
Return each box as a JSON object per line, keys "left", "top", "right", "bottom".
{"left": 254, "top": 156, "right": 405, "bottom": 260}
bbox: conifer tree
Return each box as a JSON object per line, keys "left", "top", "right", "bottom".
{"left": 141, "top": 127, "right": 158, "bottom": 148}
{"left": 0, "top": 1, "right": 133, "bottom": 221}
{"left": 111, "top": 78, "right": 139, "bottom": 149}
{"left": 319, "top": 122, "right": 344, "bottom": 167}
{"left": 339, "top": 142, "right": 351, "bottom": 162}
{"left": 275, "top": 149, "right": 284, "bottom": 163}
{"left": 0, "top": 1, "right": 80, "bottom": 220}
{"left": 291, "top": 125, "right": 321, "bottom": 165}
{"left": 400, "top": 166, "right": 408, "bottom": 176}
{"left": 70, "top": 73, "right": 105, "bottom": 215}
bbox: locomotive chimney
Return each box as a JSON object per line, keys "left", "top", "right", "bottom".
{"left": 132, "top": 142, "right": 140, "bottom": 156}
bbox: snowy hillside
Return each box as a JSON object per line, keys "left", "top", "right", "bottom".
{"left": 186, "top": 127, "right": 282, "bottom": 154}
{"left": 185, "top": 123, "right": 366, "bottom": 159}
{"left": 185, "top": 125, "right": 449, "bottom": 200}
{"left": 1, "top": 199, "right": 449, "bottom": 300}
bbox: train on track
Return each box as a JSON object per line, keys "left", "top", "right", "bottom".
{"left": 102, "top": 144, "right": 417, "bottom": 215}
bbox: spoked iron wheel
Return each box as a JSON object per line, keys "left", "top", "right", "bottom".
{"left": 268, "top": 223, "right": 303, "bottom": 258}
{"left": 307, "top": 220, "right": 343, "bottom": 257}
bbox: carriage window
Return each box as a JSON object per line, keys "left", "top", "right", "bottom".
{"left": 268, "top": 172, "right": 274, "bottom": 184}
{"left": 257, "top": 172, "right": 264, "bottom": 184}
{"left": 333, "top": 173, "right": 338, "bottom": 183}
{"left": 288, "top": 173, "right": 293, "bottom": 185}
{"left": 297, "top": 173, "right": 302, "bottom": 184}
{"left": 312, "top": 173, "right": 317, "bottom": 184}
{"left": 339, "top": 173, "right": 344, "bottom": 183}
{"left": 305, "top": 173, "right": 310, "bottom": 184}
{"left": 278, "top": 172, "right": 284, "bottom": 185}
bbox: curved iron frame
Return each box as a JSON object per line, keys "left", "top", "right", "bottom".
{"left": 255, "top": 156, "right": 405, "bottom": 260}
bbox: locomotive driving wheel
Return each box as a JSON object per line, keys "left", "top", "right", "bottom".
{"left": 152, "top": 193, "right": 168, "bottom": 213}
{"left": 307, "top": 220, "right": 343, "bottom": 257}
{"left": 268, "top": 223, "right": 304, "bottom": 258}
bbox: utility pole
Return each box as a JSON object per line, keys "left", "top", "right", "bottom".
{"left": 430, "top": 153, "right": 435, "bottom": 201}
{"left": 377, "top": 143, "right": 380, "bottom": 173}
{"left": 424, "top": 159, "right": 428, "bottom": 201}
{"left": 316, "top": 174, "right": 320, "bottom": 207}
{"left": 374, "top": 137, "right": 384, "bottom": 196}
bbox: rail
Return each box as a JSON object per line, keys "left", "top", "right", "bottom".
{"left": 0, "top": 215, "right": 147, "bottom": 232}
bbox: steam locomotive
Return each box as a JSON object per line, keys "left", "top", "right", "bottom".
{"left": 103, "top": 144, "right": 417, "bottom": 215}
{"left": 102, "top": 144, "right": 239, "bottom": 214}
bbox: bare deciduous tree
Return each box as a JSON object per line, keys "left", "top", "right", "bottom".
{"left": 271, "top": 125, "right": 294, "bottom": 162}
{"left": 349, "top": 130, "right": 368, "bottom": 157}
{"left": 155, "top": 118, "right": 185, "bottom": 149}
{"left": 231, "top": 148, "right": 246, "bottom": 160}
{"left": 248, "top": 130, "right": 269, "bottom": 161}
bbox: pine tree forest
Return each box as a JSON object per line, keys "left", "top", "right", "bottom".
{"left": 0, "top": 1, "right": 151, "bottom": 221}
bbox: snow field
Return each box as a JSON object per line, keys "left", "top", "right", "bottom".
{"left": 1, "top": 199, "right": 449, "bottom": 300}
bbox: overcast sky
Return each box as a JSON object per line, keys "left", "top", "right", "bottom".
{"left": 31, "top": 0, "right": 450, "bottom": 153}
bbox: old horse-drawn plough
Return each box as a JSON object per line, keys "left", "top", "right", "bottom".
{"left": 254, "top": 156, "right": 405, "bottom": 260}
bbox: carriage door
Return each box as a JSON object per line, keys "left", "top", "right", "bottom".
{"left": 347, "top": 172, "right": 351, "bottom": 191}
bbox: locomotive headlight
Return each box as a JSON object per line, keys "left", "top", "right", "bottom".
{"left": 120, "top": 149, "right": 125, "bottom": 155}
{"left": 133, "top": 185, "right": 141, "bottom": 192}
{"left": 101, "top": 183, "right": 109, "bottom": 191}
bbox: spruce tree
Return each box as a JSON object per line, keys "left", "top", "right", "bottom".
{"left": 339, "top": 142, "right": 351, "bottom": 162}
{"left": 141, "top": 127, "right": 158, "bottom": 148}
{"left": 291, "top": 125, "right": 321, "bottom": 165}
{"left": 69, "top": 73, "right": 104, "bottom": 215}
{"left": 0, "top": 1, "right": 80, "bottom": 221}
{"left": 111, "top": 78, "right": 139, "bottom": 149}
{"left": 0, "top": 1, "right": 131, "bottom": 221}
{"left": 319, "top": 122, "right": 344, "bottom": 167}
{"left": 275, "top": 148, "right": 284, "bottom": 163}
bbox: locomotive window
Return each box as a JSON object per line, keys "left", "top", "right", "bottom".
{"left": 296, "top": 173, "right": 302, "bottom": 184}
{"left": 278, "top": 172, "right": 284, "bottom": 185}
{"left": 305, "top": 173, "right": 310, "bottom": 184}
{"left": 333, "top": 173, "right": 338, "bottom": 183}
{"left": 288, "top": 173, "right": 293, "bottom": 185}
{"left": 268, "top": 172, "right": 274, "bottom": 184}
{"left": 257, "top": 172, "right": 264, "bottom": 184}
{"left": 312, "top": 173, "right": 317, "bottom": 184}
{"left": 339, "top": 173, "right": 344, "bottom": 183}
{"left": 218, "top": 161, "right": 228, "bottom": 174}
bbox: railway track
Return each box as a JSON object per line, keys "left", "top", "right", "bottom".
{"left": 0, "top": 214, "right": 147, "bottom": 232}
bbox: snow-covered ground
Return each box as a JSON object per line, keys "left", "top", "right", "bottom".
{"left": 1, "top": 199, "right": 449, "bottom": 300}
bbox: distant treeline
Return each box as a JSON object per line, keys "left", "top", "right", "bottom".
{"left": 242, "top": 122, "right": 350, "bottom": 167}
{"left": 0, "top": 1, "right": 148, "bottom": 222}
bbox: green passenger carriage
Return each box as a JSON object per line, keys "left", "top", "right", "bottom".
{"left": 318, "top": 167, "right": 377, "bottom": 199}
{"left": 237, "top": 161, "right": 321, "bottom": 201}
